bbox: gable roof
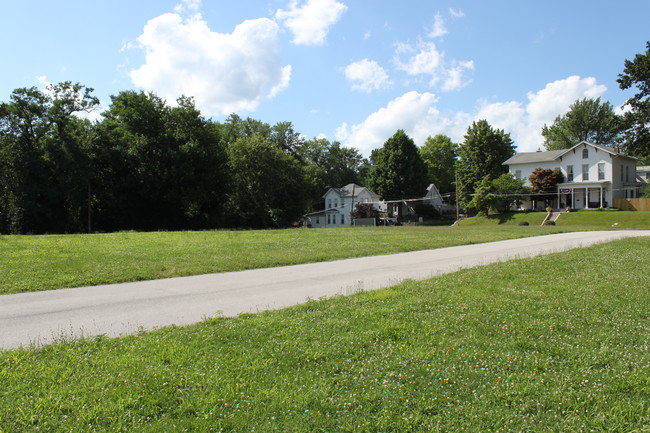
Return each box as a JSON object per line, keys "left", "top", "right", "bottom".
{"left": 503, "top": 149, "right": 565, "bottom": 165}
{"left": 323, "top": 183, "right": 380, "bottom": 199}
{"left": 504, "top": 141, "right": 637, "bottom": 166}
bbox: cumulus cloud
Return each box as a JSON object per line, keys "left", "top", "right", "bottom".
{"left": 394, "top": 41, "right": 473, "bottom": 91}
{"left": 130, "top": 6, "right": 291, "bottom": 116}
{"left": 336, "top": 76, "right": 608, "bottom": 155}
{"left": 344, "top": 59, "right": 393, "bottom": 92}
{"left": 275, "top": 0, "right": 347, "bottom": 46}
{"left": 335, "top": 91, "right": 470, "bottom": 155}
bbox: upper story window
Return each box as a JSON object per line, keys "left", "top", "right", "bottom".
{"left": 514, "top": 170, "right": 522, "bottom": 180}
{"left": 582, "top": 148, "right": 589, "bottom": 159}
{"left": 334, "top": 199, "right": 338, "bottom": 208}
{"left": 582, "top": 164, "right": 589, "bottom": 181}
{"left": 598, "top": 163, "right": 605, "bottom": 180}
{"left": 626, "top": 165, "right": 630, "bottom": 183}
{"left": 567, "top": 165, "right": 574, "bottom": 182}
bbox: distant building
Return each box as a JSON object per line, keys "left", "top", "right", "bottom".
{"left": 504, "top": 141, "right": 640, "bottom": 210}
{"left": 303, "top": 184, "right": 382, "bottom": 228}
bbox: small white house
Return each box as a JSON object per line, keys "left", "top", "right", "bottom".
{"left": 503, "top": 141, "right": 640, "bottom": 210}
{"left": 304, "top": 183, "right": 382, "bottom": 228}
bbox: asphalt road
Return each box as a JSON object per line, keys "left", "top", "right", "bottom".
{"left": 1, "top": 230, "right": 647, "bottom": 350}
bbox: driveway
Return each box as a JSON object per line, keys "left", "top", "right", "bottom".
{"left": 1, "top": 230, "right": 647, "bottom": 350}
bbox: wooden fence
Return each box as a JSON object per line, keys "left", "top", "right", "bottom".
{"left": 613, "top": 198, "right": 650, "bottom": 211}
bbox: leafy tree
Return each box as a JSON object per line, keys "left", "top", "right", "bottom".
{"left": 529, "top": 168, "right": 564, "bottom": 208}
{"left": 227, "top": 135, "right": 307, "bottom": 228}
{"left": 617, "top": 41, "right": 650, "bottom": 160}
{"left": 456, "top": 120, "right": 515, "bottom": 209}
{"left": 367, "top": 129, "right": 428, "bottom": 201}
{"left": 541, "top": 97, "right": 621, "bottom": 150}
{"left": 94, "top": 91, "right": 228, "bottom": 231}
{"left": 271, "top": 121, "right": 304, "bottom": 157}
{"left": 351, "top": 202, "right": 379, "bottom": 219}
{"left": 297, "top": 138, "right": 364, "bottom": 210}
{"left": 467, "top": 173, "right": 526, "bottom": 215}
{"left": 0, "top": 82, "right": 99, "bottom": 233}
{"left": 419, "top": 134, "right": 458, "bottom": 194}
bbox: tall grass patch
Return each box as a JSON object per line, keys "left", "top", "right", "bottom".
{"left": 1, "top": 238, "right": 648, "bottom": 432}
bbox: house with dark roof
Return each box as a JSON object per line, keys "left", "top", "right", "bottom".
{"left": 503, "top": 141, "right": 640, "bottom": 210}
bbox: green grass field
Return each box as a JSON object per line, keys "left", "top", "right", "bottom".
{"left": 0, "top": 225, "right": 571, "bottom": 295}
{"left": 1, "top": 237, "right": 648, "bottom": 432}
{"left": 459, "top": 210, "right": 650, "bottom": 229}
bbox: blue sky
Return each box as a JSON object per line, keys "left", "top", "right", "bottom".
{"left": 2, "top": 0, "right": 648, "bottom": 155}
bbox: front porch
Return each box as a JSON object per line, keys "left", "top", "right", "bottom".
{"left": 557, "top": 182, "right": 611, "bottom": 210}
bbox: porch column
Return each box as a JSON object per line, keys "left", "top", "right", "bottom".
{"left": 600, "top": 187, "right": 603, "bottom": 208}
{"left": 585, "top": 188, "right": 589, "bottom": 209}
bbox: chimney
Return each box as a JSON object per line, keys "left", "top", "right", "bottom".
{"left": 614, "top": 145, "right": 620, "bottom": 153}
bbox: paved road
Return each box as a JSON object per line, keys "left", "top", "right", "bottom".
{"left": 1, "top": 230, "right": 647, "bottom": 350}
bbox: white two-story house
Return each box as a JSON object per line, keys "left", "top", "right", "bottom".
{"left": 503, "top": 141, "right": 640, "bottom": 210}
{"left": 304, "top": 183, "right": 382, "bottom": 228}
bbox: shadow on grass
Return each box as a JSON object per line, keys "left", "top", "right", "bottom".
{"left": 486, "top": 213, "right": 516, "bottom": 225}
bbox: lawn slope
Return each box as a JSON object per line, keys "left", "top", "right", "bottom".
{"left": 1, "top": 237, "right": 648, "bottom": 432}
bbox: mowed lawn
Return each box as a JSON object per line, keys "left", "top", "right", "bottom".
{"left": 0, "top": 225, "right": 571, "bottom": 295}
{"left": 0, "top": 237, "right": 648, "bottom": 432}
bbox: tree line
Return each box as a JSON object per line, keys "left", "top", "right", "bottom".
{"left": 1, "top": 42, "right": 647, "bottom": 233}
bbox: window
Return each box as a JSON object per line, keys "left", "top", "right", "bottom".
{"left": 316, "top": 217, "right": 319, "bottom": 224}
{"left": 514, "top": 170, "right": 522, "bottom": 180}
{"left": 341, "top": 214, "right": 345, "bottom": 225}
{"left": 626, "top": 166, "right": 630, "bottom": 183}
{"left": 598, "top": 163, "right": 605, "bottom": 180}
{"left": 567, "top": 165, "right": 574, "bottom": 182}
{"left": 327, "top": 214, "right": 331, "bottom": 225}
{"left": 334, "top": 199, "right": 338, "bottom": 208}
{"left": 621, "top": 165, "right": 624, "bottom": 181}
{"left": 582, "top": 148, "right": 589, "bottom": 159}
{"left": 582, "top": 164, "right": 589, "bottom": 181}
{"left": 327, "top": 199, "right": 332, "bottom": 209}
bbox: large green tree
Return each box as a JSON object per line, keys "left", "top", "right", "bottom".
{"left": 227, "top": 135, "right": 307, "bottom": 228}
{"left": 456, "top": 120, "right": 515, "bottom": 210}
{"left": 541, "top": 97, "right": 621, "bottom": 150}
{"left": 419, "top": 134, "right": 458, "bottom": 194}
{"left": 617, "top": 41, "right": 650, "bottom": 160}
{"left": 367, "top": 129, "right": 428, "bottom": 200}
{"left": 94, "top": 91, "right": 228, "bottom": 231}
{"left": 0, "top": 82, "right": 99, "bottom": 233}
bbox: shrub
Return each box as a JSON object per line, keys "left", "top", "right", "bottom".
{"left": 518, "top": 221, "right": 529, "bottom": 226}
{"left": 545, "top": 220, "right": 556, "bottom": 226}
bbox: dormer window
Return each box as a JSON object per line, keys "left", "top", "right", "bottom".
{"left": 582, "top": 148, "right": 589, "bottom": 159}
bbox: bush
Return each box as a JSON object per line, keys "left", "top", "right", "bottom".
{"left": 545, "top": 220, "right": 556, "bottom": 226}
{"left": 518, "top": 221, "right": 529, "bottom": 226}
{"left": 413, "top": 203, "right": 438, "bottom": 219}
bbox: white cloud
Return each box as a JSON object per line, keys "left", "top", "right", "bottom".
{"left": 336, "top": 76, "right": 609, "bottom": 155}
{"left": 275, "top": 0, "right": 347, "bottom": 46}
{"left": 336, "top": 91, "right": 471, "bottom": 155}
{"left": 394, "top": 41, "right": 473, "bottom": 91}
{"left": 344, "top": 59, "right": 393, "bottom": 92}
{"left": 130, "top": 8, "right": 291, "bottom": 116}
{"left": 428, "top": 12, "right": 447, "bottom": 38}
{"left": 449, "top": 8, "right": 465, "bottom": 18}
